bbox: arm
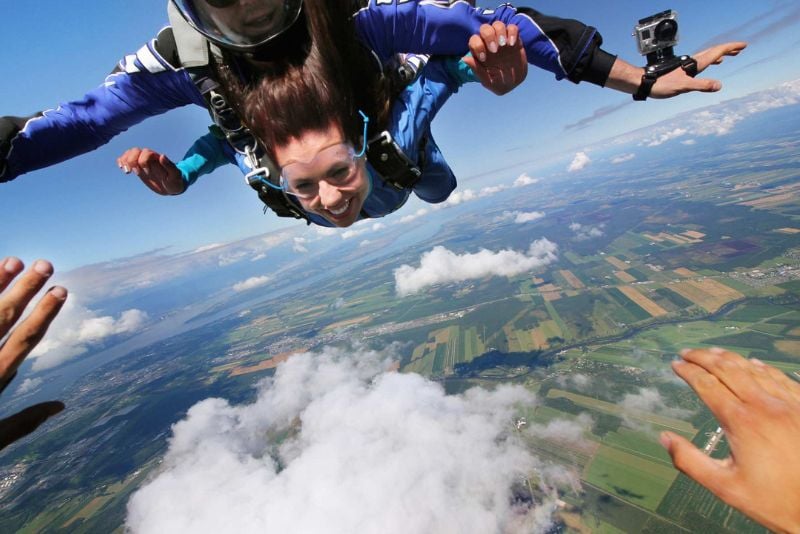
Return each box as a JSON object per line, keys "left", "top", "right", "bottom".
{"left": 0, "top": 257, "right": 67, "bottom": 450}
{"left": 354, "top": 2, "right": 612, "bottom": 85}
{"left": 662, "top": 348, "right": 800, "bottom": 533}
{"left": 117, "top": 132, "right": 233, "bottom": 196}
{"left": 0, "top": 28, "right": 205, "bottom": 183}
{"left": 353, "top": 2, "right": 745, "bottom": 98}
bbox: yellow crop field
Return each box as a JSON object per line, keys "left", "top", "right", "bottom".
{"left": 776, "top": 340, "right": 800, "bottom": 356}
{"left": 618, "top": 286, "right": 668, "bottom": 317}
{"left": 673, "top": 267, "right": 697, "bottom": 277}
{"left": 560, "top": 269, "right": 586, "bottom": 289}
{"left": 605, "top": 256, "right": 629, "bottom": 270}
{"left": 668, "top": 278, "right": 744, "bottom": 312}
{"left": 614, "top": 271, "right": 636, "bottom": 283}
{"left": 740, "top": 191, "right": 797, "bottom": 208}
{"left": 229, "top": 349, "right": 306, "bottom": 376}
{"left": 682, "top": 230, "right": 706, "bottom": 239}
{"left": 322, "top": 314, "right": 372, "bottom": 333}
{"left": 776, "top": 227, "right": 800, "bottom": 234}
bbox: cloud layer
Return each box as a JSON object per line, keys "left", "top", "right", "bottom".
{"left": 394, "top": 239, "right": 558, "bottom": 296}
{"left": 126, "top": 347, "right": 559, "bottom": 534}
{"left": 29, "top": 298, "right": 147, "bottom": 370}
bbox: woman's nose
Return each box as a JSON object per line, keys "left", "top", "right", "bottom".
{"left": 318, "top": 180, "right": 344, "bottom": 208}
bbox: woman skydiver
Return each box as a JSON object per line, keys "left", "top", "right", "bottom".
{"left": 116, "top": 13, "right": 527, "bottom": 228}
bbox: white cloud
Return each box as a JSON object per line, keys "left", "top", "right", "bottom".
{"left": 394, "top": 239, "right": 558, "bottom": 296}
{"left": 251, "top": 253, "right": 267, "bottom": 262}
{"left": 496, "top": 211, "right": 546, "bottom": 224}
{"left": 399, "top": 208, "right": 429, "bottom": 223}
{"left": 314, "top": 227, "right": 339, "bottom": 237}
{"left": 637, "top": 79, "right": 800, "bottom": 147}
{"left": 513, "top": 173, "right": 539, "bottom": 187}
{"left": 611, "top": 153, "right": 635, "bottom": 164}
{"left": 16, "top": 378, "right": 43, "bottom": 395}
{"left": 126, "top": 347, "right": 561, "bottom": 534}
{"left": 569, "top": 222, "right": 605, "bottom": 241}
{"left": 528, "top": 413, "right": 593, "bottom": 445}
{"left": 680, "top": 139, "right": 696, "bottom": 146}
{"left": 568, "top": 152, "right": 591, "bottom": 172}
{"left": 232, "top": 276, "right": 271, "bottom": 293}
{"left": 645, "top": 128, "right": 687, "bottom": 147}
{"left": 193, "top": 243, "right": 224, "bottom": 253}
{"left": 513, "top": 211, "right": 546, "bottom": 224}
{"left": 29, "top": 299, "right": 148, "bottom": 370}
{"left": 442, "top": 188, "right": 478, "bottom": 206}
{"left": 341, "top": 221, "right": 386, "bottom": 240}
{"left": 359, "top": 240, "right": 372, "bottom": 247}
{"left": 619, "top": 387, "right": 692, "bottom": 431}
{"left": 292, "top": 237, "right": 308, "bottom": 253}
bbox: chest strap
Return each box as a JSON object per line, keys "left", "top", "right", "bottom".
{"left": 366, "top": 131, "right": 424, "bottom": 190}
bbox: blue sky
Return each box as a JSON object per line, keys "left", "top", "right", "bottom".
{"left": 1, "top": 0, "right": 799, "bottom": 270}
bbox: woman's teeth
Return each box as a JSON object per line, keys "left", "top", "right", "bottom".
{"left": 329, "top": 200, "right": 350, "bottom": 216}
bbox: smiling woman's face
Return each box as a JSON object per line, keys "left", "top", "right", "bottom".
{"left": 273, "top": 122, "right": 370, "bottom": 228}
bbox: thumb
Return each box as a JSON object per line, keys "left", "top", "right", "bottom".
{"left": 661, "top": 431, "right": 731, "bottom": 492}
{"left": 690, "top": 78, "right": 722, "bottom": 93}
{"left": 461, "top": 55, "right": 477, "bottom": 73}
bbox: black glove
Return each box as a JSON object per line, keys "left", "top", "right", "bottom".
{"left": 0, "top": 114, "right": 41, "bottom": 182}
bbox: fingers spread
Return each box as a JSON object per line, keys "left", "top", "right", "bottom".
{"left": 672, "top": 358, "right": 740, "bottom": 423}
{"left": 0, "top": 286, "right": 67, "bottom": 378}
{"left": 680, "top": 348, "right": 762, "bottom": 403}
{"left": 660, "top": 431, "right": 733, "bottom": 498}
{"left": 0, "top": 260, "right": 53, "bottom": 340}
{"left": 0, "top": 257, "right": 25, "bottom": 294}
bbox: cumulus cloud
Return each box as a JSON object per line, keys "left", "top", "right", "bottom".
{"left": 527, "top": 413, "right": 593, "bottom": 445}
{"left": 569, "top": 223, "right": 605, "bottom": 241}
{"left": 567, "top": 152, "right": 591, "bottom": 172}
{"left": 399, "top": 208, "right": 429, "bottom": 223}
{"left": 439, "top": 185, "right": 508, "bottom": 208}
{"left": 292, "top": 237, "right": 308, "bottom": 254}
{"left": 639, "top": 79, "right": 800, "bottom": 146}
{"left": 496, "top": 211, "right": 546, "bottom": 224}
{"left": 232, "top": 276, "right": 271, "bottom": 293}
{"left": 29, "top": 299, "right": 147, "bottom": 370}
{"left": 341, "top": 222, "right": 386, "bottom": 240}
{"left": 251, "top": 253, "right": 267, "bottom": 262}
{"left": 513, "top": 173, "right": 539, "bottom": 187}
{"left": 680, "top": 139, "right": 696, "bottom": 146}
{"left": 645, "top": 128, "right": 687, "bottom": 147}
{"left": 619, "top": 387, "right": 693, "bottom": 432}
{"left": 394, "top": 239, "right": 558, "bottom": 296}
{"left": 16, "top": 378, "right": 43, "bottom": 395}
{"left": 126, "top": 347, "right": 562, "bottom": 534}
{"left": 611, "top": 153, "right": 635, "bottom": 164}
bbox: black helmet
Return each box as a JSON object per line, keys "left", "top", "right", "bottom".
{"left": 170, "top": 0, "right": 304, "bottom": 52}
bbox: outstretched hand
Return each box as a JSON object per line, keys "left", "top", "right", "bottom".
{"left": 0, "top": 257, "right": 67, "bottom": 450}
{"left": 650, "top": 42, "right": 747, "bottom": 98}
{"left": 661, "top": 347, "right": 800, "bottom": 533}
{"left": 117, "top": 148, "right": 185, "bottom": 196}
{"left": 463, "top": 22, "right": 527, "bottom": 96}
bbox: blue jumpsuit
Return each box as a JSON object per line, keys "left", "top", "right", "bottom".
{"left": 176, "top": 59, "right": 473, "bottom": 227}
{"left": 0, "top": 2, "right": 615, "bottom": 182}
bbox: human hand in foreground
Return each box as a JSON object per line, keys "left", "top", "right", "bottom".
{"left": 661, "top": 347, "right": 800, "bottom": 533}
{"left": 117, "top": 147, "right": 185, "bottom": 196}
{"left": 463, "top": 22, "right": 527, "bottom": 96}
{"left": 607, "top": 42, "right": 747, "bottom": 98}
{"left": 0, "top": 258, "right": 67, "bottom": 450}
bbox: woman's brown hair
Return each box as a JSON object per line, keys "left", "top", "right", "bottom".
{"left": 214, "top": 0, "right": 394, "bottom": 160}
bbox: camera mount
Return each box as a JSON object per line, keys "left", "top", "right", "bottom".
{"left": 632, "top": 9, "right": 698, "bottom": 101}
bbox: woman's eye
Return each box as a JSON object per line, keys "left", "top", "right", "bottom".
{"left": 330, "top": 166, "right": 350, "bottom": 181}
{"left": 293, "top": 181, "right": 313, "bottom": 192}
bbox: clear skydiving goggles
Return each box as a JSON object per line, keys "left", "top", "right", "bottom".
{"left": 278, "top": 112, "right": 370, "bottom": 200}
{"left": 170, "top": 0, "right": 303, "bottom": 51}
